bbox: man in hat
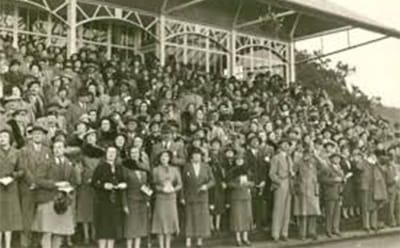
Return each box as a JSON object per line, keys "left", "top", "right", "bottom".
{"left": 19, "top": 123, "right": 52, "bottom": 248}
{"left": 26, "top": 80, "right": 46, "bottom": 119}
{"left": 3, "top": 59, "right": 24, "bottom": 88}
{"left": 269, "top": 138, "right": 294, "bottom": 241}
{"left": 245, "top": 133, "right": 268, "bottom": 230}
{"left": 7, "top": 105, "right": 29, "bottom": 148}
{"left": 315, "top": 152, "right": 345, "bottom": 237}
{"left": 150, "top": 124, "right": 186, "bottom": 167}
{"left": 65, "top": 88, "right": 90, "bottom": 133}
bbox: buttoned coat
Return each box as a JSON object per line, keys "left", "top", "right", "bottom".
{"left": 0, "top": 147, "right": 23, "bottom": 231}
{"left": 320, "top": 163, "right": 344, "bottom": 201}
{"left": 19, "top": 143, "right": 52, "bottom": 230}
{"left": 292, "top": 158, "right": 321, "bottom": 216}
{"left": 182, "top": 162, "right": 215, "bottom": 203}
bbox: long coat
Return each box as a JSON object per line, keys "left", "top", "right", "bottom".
{"left": 182, "top": 162, "right": 215, "bottom": 237}
{"left": 92, "top": 161, "right": 127, "bottom": 239}
{"left": 31, "top": 156, "right": 78, "bottom": 235}
{"left": 227, "top": 166, "right": 253, "bottom": 232}
{"left": 0, "top": 147, "right": 23, "bottom": 231}
{"left": 208, "top": 151, "right": 226, "bottom": 214}
{"left": 123, "top": 164, "right": 150, "bottom": 238}
{"left": 19, "top": 143, "right": 52, "bottom": 231}
{"left": 293, "top": 158, "right": 321, "bottom": 216}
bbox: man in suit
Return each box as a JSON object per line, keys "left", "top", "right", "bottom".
{"left": 245, "top": 133, "right": 268, "bottom": 230}
{"left": 19, "top": 123, "right": 52, "bottom": 248}
{"left": 65, "top": 88, "right": 90, "bottom": 133}
{"left": 269, "top": 139, "right": 294, "bottom": 241}
{"left": 150, "top": 125, "right": 187, "bottom": 167}
{"left": 318, "top": 153, "right": 345, "bottom": 237}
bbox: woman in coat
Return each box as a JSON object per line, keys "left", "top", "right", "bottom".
{"left": 182, "top": 148, "right": 215, "bottom": 247}
{"left": 151, "top": 150, "right": 182, "bottom": 248}
{"left": 226, "top": 153, "right": 253, "bottom": 246}
{"left": 76, "top": 129, "right": 104, "bottom": 244}
{"left": 123, "top": 147, "right": 152, "bottom": 248}
{"left": 340, "top": 146, "right": 356, "bottom": 219}
{"left": 31, "top": 139, "right": 78, "bottom": 248}
{"left": 0, "top": 128, "right": 23, "bottom": 248}
{"left": 293, "top": 149, "right": 321, "bottom": 240}
{"left": 92, "top": 146, "right": 127, "bottom": 248}
{"left": 208, "top": 138, "right": 226, "bottom": 233}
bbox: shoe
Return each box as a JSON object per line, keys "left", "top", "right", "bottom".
{"left": 281, "top": 237, "right": 288, "bottom": 241}
{"left": 299, "top": 237, "right": 307, "bottom": 241}
{"left": 310, "top": 235, "right": 318, "bottom": 241}
{"left": 363, "top": 228, "right": 371, "bottom": 233}
{"left": 243, "top": 240, "right": 252, "bottom": 246}
{"left": 272, "top": 238, "right": 280, "bottom": 243}
{"left": 333, "top": 232, "right": 342, "bottom": 237}
{"left": 326, "top": 232, "right": 333, "bottom": 238}
{"left": 236, "top": 240, "right": 243, "bottom": 247}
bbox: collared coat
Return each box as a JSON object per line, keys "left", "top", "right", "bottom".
{"left": 0, "top": 146, "right": 23, "bottom": 231}
{"left": 19, "top": 142, "right": 52, "bottom": 232}
{"left": 182, "top": 162, "right": 215, "bottom": 237}
{"left": 293, "top": 157, "right": 321, "bottom": 216}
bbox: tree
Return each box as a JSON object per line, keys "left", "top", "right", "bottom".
{"left": 295, "top": 50, "right": 374, "bottom": 110}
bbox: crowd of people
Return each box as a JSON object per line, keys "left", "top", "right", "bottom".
{"left": 0, "top": 33, "right": 400, "bottom": 248}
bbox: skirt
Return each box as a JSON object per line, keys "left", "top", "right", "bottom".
{"left": 31, "top": 201, "right": 74, "bottom": 235}
{"left": 76, "top": 185, "right": 95, "bottom": 223}
{"left": 230, "top": 200, "right": 252, "bottom": 232}
{"left": 125, "top": 201, "right": 149, "bottom": 238}
{"left": 94, "top": 200, "right": 123, "bottom": 239}
{"left": 0, "top": 184, "right": 23, "bottom": 231}
{"left": 185, "top": 202, "right": 211, "bottom": 238}
{"left": 151, "top": 197, "right": 179, "bottom": 235}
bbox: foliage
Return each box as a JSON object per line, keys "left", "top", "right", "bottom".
{"left": 295, "top": 50, "right": 375, "bottom": 110}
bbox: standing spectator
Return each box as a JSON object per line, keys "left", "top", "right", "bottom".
{"left": 386, "top": 146, "right": 400, "bottom": 227}
{"left": 182, "top": 148, "right": 215, "bottom": 247}
{"left": 269, "top": 139, "right": 293, "bottom": 242}
{"left": 152, "top": 150, "right": 182, "bottom": 248}
{"left": 318, "top": 153, "right": 345, "bottom": 237}
{"left": 19, "top": 123, "right": 52, "bottom": 248}
{"left": 31, "top": 140, "right": 77, "bottom": 248}
{"left": 123, "top": 147, "right": 151, "bottom": 248}
{"left": 0, "top": 128, "right": 23, "bottom": 248}
{"left": 208, "top": 138, "right": 226, "bottom": 233}
{"left": 292, "top": 149, "right": 322, "bottom": 240}
{"left": 227, "top": 153, "right": 253, "bottom": 246}
{"left": 92, "top": 146, "right": 127, "bottom": 248}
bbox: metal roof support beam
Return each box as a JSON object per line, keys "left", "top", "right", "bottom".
{"left": 235, "top": 10, "right": 295, "bottom": 29}
{"left": 296, "top": 35, "right": 389, "bottom": 64}
{"left": 232, "top": 0, "right": 244, "bottom": 28}
{"left": 165, "top": 0, "right": 206, "bottom": 14}
{"left": 290, "top": 14, "right": 301, "bottom": 38}
{"left": 295, "top": 25, "right": 353, "bottom": 41}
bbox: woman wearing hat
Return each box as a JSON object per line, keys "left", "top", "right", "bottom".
{"left": 31, "top": 139, "right": 77, "bottom": 248}
{"left": 0, "top": 128, "right": 23, "bottom": 248}
{"left": 208, "top": 138, "right": 227, "bottom": 233}
{"left": 226, "top": 153, "right": 253, "bottom": 246}
{"left": 122, "top": 147, "right": 152, "bottom": 248}
{"left": 151, "top": 150, "right": 182, "bottom": 248}
{"left": 92, "top": 146, "right": 127, "bottom": 248}
{"left": 76, "top": 129, "right": 104, "bottom": 244}
{"left": 182, "top": 148, "right": 215, "bottom": 247}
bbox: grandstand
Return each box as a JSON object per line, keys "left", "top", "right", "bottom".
{"left": 1, "top": 0, "right": 400, "bottom": 84}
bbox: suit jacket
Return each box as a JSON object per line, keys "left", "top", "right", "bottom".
{"left": 150, "top": 140, "right": 187, "bottom": 167}
{"left": 19, "top": 143, "right": 52, "bottom": 189}
{"left": 182, "top": 162, "right": 215, "bottom": 203}
{"left": 123, "top": 167, "right": 149, "bottom": 202}
{"left": 320, "top": 163, "right": 344, "bottom": 201}
{"left": 269, "top": 152, "right": 293, "bottom": 187}
{"left": 35, "top": 156, "right": 78, "bottom": 203}
{"left": 245, "top": 148, "right": 268, "bottom": 187}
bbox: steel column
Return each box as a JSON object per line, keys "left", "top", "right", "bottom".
{"left": 159, "top": 15, "right": 166, "bottom": 66}
{"left": 67, "top": 0, "right": 77, "bottom": 56}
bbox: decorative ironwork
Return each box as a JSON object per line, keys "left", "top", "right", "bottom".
{"left": 75, "top": 2, "right": 159, "bottom": 41}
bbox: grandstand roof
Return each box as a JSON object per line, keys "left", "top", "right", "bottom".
{"left": 82, "top": 0, "right": 400, "bottom": 41}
